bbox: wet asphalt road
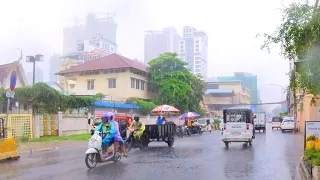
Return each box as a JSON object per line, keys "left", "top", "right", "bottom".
{"left": 0, "top": 124, "right": 303, "bottom": 180}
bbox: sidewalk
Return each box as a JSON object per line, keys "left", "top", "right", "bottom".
{"left": 17, "top": 140, "right": 86, "bottom": 154}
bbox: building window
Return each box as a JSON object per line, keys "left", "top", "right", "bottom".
{"left": 108, "top": 78, "right": 116, "bottom": 88}
{"left": 131, "top": 77, "right": 135, "bottom": 88}
{"left": 141, "top": 81, "right": 145, "bottom": 90}
{"left": 69, "top": 84, "right": 75, "bottom": 89}
{"left": 195, "top": 65, "right": 201, "bottom": 68}
{"left": 136, "top": 79, "right": 140, "bottom": 89}
{"left": 87, "top": 80, "right": 95, "bottom": 90}
{"left": 23, "top": 104, "right": 28, "bottom": 111}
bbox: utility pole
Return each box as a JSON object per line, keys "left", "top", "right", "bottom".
{"left": 26, "top": 54, "right": 44, "bottom": 85}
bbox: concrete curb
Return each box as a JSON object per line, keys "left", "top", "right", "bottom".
{"left": 19, "top": 147, "right": 60, "bottom": 155}
{"left": 299, "top": 157, "right": 314, "bottom": 180}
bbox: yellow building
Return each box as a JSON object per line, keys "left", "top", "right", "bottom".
{"left": 56, "top": 53, "right": 157, "bottom": 101}
{"left": 203, "top": 80, "right": 250, "bottom": 117}
{"left": 58, "top": 58, "right": 78, "bottom": 90}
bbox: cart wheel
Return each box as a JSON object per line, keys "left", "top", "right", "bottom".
{"left": 224, "top": 142, "right": 229, "bottom": 148}
{"left": 125, "top": 137, "right": 133, "bottom": 152}
{"left": 167, "top": 134, "right": 174, "bottom": 147}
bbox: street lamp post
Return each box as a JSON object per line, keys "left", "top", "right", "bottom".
{"left": 26, "top": 54, "right": 44, "bottom": 85}
{"left": 270, "top": 84, "right": 286, "bottom": 102}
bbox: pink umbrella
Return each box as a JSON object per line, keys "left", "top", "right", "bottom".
{"left": 151, "top": 104, "right": 180, "bottom": 114}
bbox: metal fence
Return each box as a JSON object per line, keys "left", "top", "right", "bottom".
{"left": 0, "top": 117, "right": 6, "bottom": 139}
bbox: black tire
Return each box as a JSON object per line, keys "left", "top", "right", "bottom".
{"left": 249, "top": 141, "right": 252, "bottom": 146}
{"left": 224, "top": 142, "right": 229, "bottom": 148}
{"left": 125, "top": 137, "right": 133, "bottom": 152}
{"left": 281, "top": 129, "right": 285, "bottom": 133}
{"left": 113, "top": 152, "right": 122, "bottom": 163}
{"left": 85, "top": 153, "right": 98, "bottom": 169}
{"left": 167, "top": 134, "right": 175, "bottom": 147}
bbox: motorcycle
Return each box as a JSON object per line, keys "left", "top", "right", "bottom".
{"left": 85, "top": 133, "right": 123, "bottom": 169}
{"left": 125, "top": 128, "right": 148, "bottom": 152}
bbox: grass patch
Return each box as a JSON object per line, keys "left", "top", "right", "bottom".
{"left": 28, "top": 133, "right": 91, "bottom": 142}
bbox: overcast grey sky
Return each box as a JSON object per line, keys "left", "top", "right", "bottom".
{"left": 0, "top": 0, "right": 309, "bottom": 111}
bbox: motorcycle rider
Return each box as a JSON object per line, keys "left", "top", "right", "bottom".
{"left": 94, "top": 113, "right": 116, "bottom": 158}
{"left": 108, "top": 112, "right": 128, "bottom": 157}
{"left": 129, "top": 114, "right": 145, "bottom": 141}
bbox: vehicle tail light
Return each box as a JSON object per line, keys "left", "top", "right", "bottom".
{"left": 246, "top": 124, "right": 249, "bottom": 130}
{"left": 224, "top": 124, "right": 226, "bottom": 130}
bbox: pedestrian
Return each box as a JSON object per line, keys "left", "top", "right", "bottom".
{"left": 156, "top": 115, "right": 163, "bottom": 125}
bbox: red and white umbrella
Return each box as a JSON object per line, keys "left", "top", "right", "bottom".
{"left": 151, "top": 104, "right": 180, "bottom": 114}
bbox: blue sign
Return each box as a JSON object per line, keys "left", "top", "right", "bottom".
{"left": 250, "top": 105, "right": 256, "bottom": 112}
{"left": 10, "top": 70, "right": 17, "bottom": 91}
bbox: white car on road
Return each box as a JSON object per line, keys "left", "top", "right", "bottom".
{"left": 280, "top": 117, "right": 295, "bottom": 132}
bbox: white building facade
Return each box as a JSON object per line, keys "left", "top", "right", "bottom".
{"left": 178, "top": 26, "right": 208, "bottom": 79}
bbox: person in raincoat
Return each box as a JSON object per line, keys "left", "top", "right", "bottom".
{"left": 156, "top": 115, "right": 163, "bottom": 125}
{"left": 94, "top": 113, "right": 116, "bottom": 158}
{"left": 108, "top": 112, "right": 128, "bottom": 157}
{"left": 129, "top": 115, "right": 145, "bottom": 140}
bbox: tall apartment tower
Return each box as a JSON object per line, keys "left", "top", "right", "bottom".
{"left": 144, "top": 27, "right": 181, "bottom": 64}
{"left": 63, "top": 13, "right": 117, "bottom": 55}
{"left": 178, "top": 26, "right": 208, "bottom": 79}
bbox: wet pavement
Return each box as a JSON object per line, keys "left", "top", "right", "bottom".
{"left": 0, "top": 124, "right": 303, "bottom": 180}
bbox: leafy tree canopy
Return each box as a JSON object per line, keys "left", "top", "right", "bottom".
{"left": 126, "top": 97, "right": 158, "bottom": 115}
{"left": 147, "top": 52, "right": 205, "bottom": 113}
{"left": 0, "top": 82, "right": 103, "bottom": 113}
{"left": 261, "top": 1, "right": 320, "bottom": 98}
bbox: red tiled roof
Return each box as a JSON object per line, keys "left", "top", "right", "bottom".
{"left": 56, "top": 53, "right": 147, "bottom": 75}
{"left": 0, "top": 62, "right": 18, "bottom": 83}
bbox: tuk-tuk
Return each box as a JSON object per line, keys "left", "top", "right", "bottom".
{"left": 222, "top": 107, "right": 255, "bottom": 147}
{"left": 114, "top": 113, "right": 133, "bottom": 140}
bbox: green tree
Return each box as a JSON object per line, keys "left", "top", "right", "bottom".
{"left": 126, "top": 97, "right": 158, "bottom": 115}
{"left": 261, "top": 1, "right": 320, "bottom": 100}
{"left": 147, "top": 52, "right": 204, "bottom": 113}
{"left": 0, "top": 82, "right": 101, "bottom": 113}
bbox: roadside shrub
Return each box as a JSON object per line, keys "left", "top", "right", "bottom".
{"left": 304, "top": 147, "right": 320, "bottom": 166}
{"left": 307, "top": 135, "right": 317, "bottom": 142}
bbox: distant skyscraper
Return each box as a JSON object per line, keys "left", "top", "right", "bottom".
{"left": 144, "top": 27, "right": 181, "bottom": 64}
{"left": 63, "top": 13, "right": 117, "bottom": 55}
{"left": 178, "top": 26, "right": 208, "bottom": 79}
{"left": 49, "top": 53, "right": 60, "bottom": 84}
{"left": 35, "top": 67, "right": 44, "bottom": 83}
{"left": 26, "top": 67, "right": 44, "bottom": 85}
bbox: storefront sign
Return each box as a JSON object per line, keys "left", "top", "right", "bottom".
{"left": 304, "top": 121, "right": 320, "bottom": 149}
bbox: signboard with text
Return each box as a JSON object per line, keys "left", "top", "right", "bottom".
{"left": 304, "top": 121, "right": 320, "bottom": 149}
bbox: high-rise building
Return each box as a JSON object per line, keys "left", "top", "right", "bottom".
{"left": 144, "top": 27, "right": 181, "bottom": 64}
{"left": 63, "top": 13, "right": 117, "bottom": 54}
{"left": 26, "top": 67, "right": 44, "bottom": 85}
{"left": 218, "top": 72, "right": 258, "bottom": 104}
{"left": 35, "top": 67, "right": 44, "bottom": 83}
{"left": 178, "top": 26, "right": 208, "bottom": 79}
{"left": 49, "top": 54, "right": 60, "bottom": 84}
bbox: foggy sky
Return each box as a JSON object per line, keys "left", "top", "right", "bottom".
{"left": 0, "top": 0, "right": 308, "bottom": 112}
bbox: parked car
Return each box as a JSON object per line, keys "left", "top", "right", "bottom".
{"left": 280, "top": 117, "right": 295, "bottom": 132}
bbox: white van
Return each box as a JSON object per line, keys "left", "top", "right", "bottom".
{"left": 272, "top": 117, "right": 283, "bottom": 130}
{"left": 222, "top": 107, "right": 255, "bottom": 147}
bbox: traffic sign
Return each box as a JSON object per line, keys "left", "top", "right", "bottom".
{"left": 6, "top": 90, "right": 15, "bottom": 98}
{"left": 10, "top": 70, "right": 17, "bottom": 91}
